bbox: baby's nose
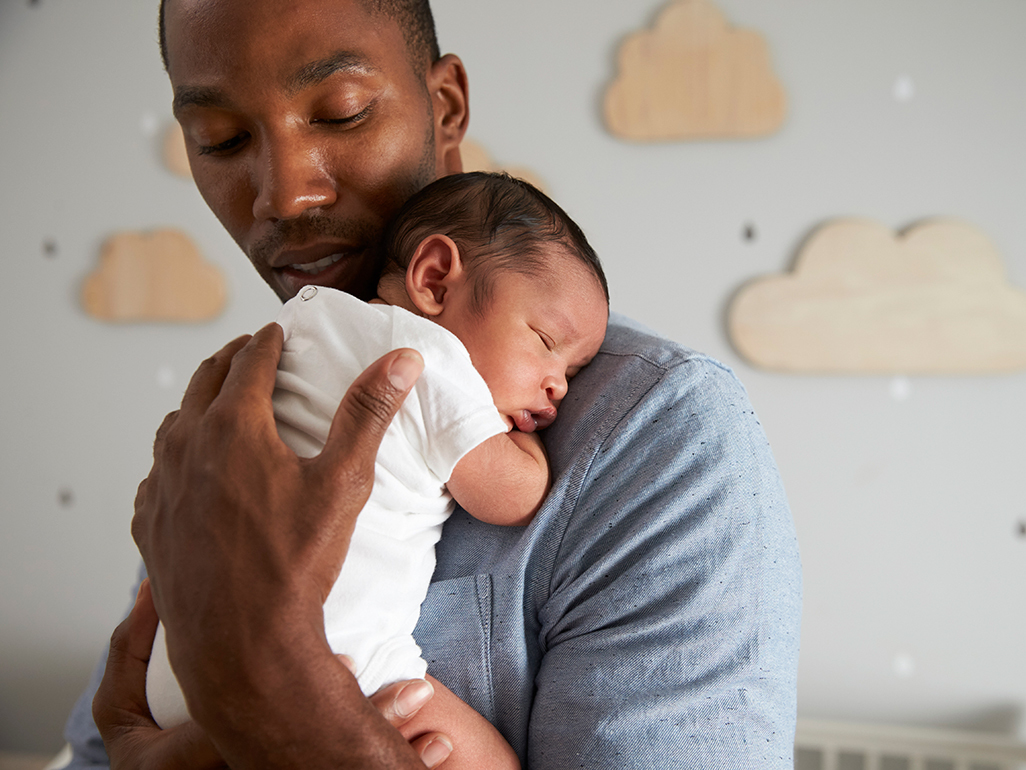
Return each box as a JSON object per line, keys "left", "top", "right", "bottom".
{"left": 545, "top": 374, "right": 568, "bottom": 402}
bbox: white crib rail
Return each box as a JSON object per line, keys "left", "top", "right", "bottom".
{"left": 796, "top": 719, "right": 1026, "bottom": 770}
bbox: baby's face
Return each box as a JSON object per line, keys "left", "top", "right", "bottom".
{"left": 438, "top": 252, "right": 608, "bottom": 433}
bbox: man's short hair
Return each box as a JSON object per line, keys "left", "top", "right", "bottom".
{"left": 382, "top": 172, "right": 609, "bottom": 311}
{"left": 158, "top": 0, "right": 440, "bottom": 73}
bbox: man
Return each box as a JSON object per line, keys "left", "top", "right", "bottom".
{"left": 64, "top": 0, "right": 802, "bottom": 767}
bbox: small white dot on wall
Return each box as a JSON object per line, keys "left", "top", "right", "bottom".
{"left": 157, "top": 364, "right": 176, "bottom": 390}
{"left": 889, "top": 376, "right": 912, "bottom": 401}
{"left": 893, "top": 75, "right": 915, "bottom": 102}
{"left": 892, "top": 652, "right": 916, "bottom": 679}
{"left": 140, "top": 112, "right": 161, "bottom": 137}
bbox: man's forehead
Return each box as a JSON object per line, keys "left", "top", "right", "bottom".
{"left": 165, "top": 0, "right": 388, "bottom": 69}
{"left": 165, "top": 0, "right": 415, "bottom": 97}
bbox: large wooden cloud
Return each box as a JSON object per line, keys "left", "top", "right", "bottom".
{"left": 82, "top": 229, "right": 226, "bottom": 322}
{"left": 728, "top": 220, "right": 1026, "bottom": 374}
{"left": 604, "top": 0, "right": 786, "bottom": 141}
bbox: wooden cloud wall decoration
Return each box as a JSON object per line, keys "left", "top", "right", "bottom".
{"left": 82, "top": 229, "right": 226, "bottom": 322}
{"left": 604, "top": 0, "right": 786, "bottom": 141}
{"left": 727, "top": 219, "right": 1026, "bottom": 374}
{"left": 459, "top": 138, "right": 547, "bottom": 193}
{"left": 163, "top": 121, "right": 192, "bottom": 178}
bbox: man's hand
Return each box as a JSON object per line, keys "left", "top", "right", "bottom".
{"left": 129, "top": 324, "right": 435, "bottom": 768}
{"left": 132, "top": 323, "right": 422, "bottom": 701}
{"left": 93, "top": 579, "right": 226, "bottom": 770}
{"left": 94, "top": 582, "right": 452, "bottom": 768}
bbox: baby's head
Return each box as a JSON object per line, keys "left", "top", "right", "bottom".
{"left": 377, "top": 172, "right": 609, "bottom": 433}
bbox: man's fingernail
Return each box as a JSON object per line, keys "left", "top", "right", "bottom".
{"left": 421, "top": 736, "right": 453, "bottom": 768}
{"left": 395, "top": 679, "right": 433, "bottom": 719}
{"left": 388, "top": 352, "right": 423, "bottom": 391}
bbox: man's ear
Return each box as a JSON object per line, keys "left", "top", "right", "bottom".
{"left": 427, "top": 54, "right": 469, "bottom": 176}
{"left": 406, "top": 234, "right": 466, "bottom": 316}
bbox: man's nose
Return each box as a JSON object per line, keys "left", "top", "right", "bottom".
{"left": 252, "top": 134, "right": 337, "bottom": 221}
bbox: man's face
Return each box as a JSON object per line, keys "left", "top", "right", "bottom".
{"left": 165, "top": 0, "right": 467, "bottom": 301}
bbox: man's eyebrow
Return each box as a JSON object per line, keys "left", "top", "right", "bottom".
{"left": 171, "top": 52, "right": 374, "bottom": 115}
{"left": 285, "top": 51, "right": 375, "bottom": 94}
{"left": 172, "top": 85, "right": 227, "bottom": 116}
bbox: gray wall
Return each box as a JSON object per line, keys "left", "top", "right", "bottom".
{"left": 1, "top": 0, "right": 1024, "bottom": 754}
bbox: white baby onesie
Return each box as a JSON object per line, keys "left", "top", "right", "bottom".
{"left": 146, "top": 286, "right": 507, "bottom": 728}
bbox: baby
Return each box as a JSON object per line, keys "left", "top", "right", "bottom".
{"left": 145, "top": 172, "right": 609, "bottom": 766}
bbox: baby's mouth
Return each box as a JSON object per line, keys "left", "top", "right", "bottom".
{"left": 512, "top": 408, "right": 556, "bottom": 433}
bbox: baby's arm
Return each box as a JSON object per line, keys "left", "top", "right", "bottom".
{"left": 447, "top": 431, "right": 550, "bottom": 526}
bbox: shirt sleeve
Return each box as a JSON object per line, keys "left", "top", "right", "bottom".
{"left": 528, "top": 356, "right": 802, "bottom": 769}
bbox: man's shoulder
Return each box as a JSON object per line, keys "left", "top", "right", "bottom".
{"left": 581, "top": 312, "right": 747, "bottom": 407}
{"left": 545, "top": 313, "right": 757, "bottom": 474}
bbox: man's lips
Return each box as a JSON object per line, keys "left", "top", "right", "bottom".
{"left": 269, "top": 241, "right": 361, "bottom": 272}
{"left": 268, "top": 243, "right": 371, "bottom": 296}
{"left": 289, "top": 252, "right": 346, "bottom": 274}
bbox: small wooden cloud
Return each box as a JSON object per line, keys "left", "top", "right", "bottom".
{"left": 82, "top": 229, "right": 227, "bottom": 322}
{"left": 163, "top": 121, "right": 192, "bottom": 178}
{"left": 460, "top": 138, "right": 548, "bottom": 193}
{"left": 604, "top": 0, "right": 786, "bottom": 141}
{"left": 728, "top": 219, "right": 1026, "bottom": 374}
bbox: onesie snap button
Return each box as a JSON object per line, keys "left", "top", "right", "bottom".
{"left": 300, "top": 286, "right": 318, "bottom": 301}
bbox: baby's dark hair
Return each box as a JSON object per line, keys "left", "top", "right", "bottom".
{"left": 382, "top": 172, "right": 608, "bottom": 311}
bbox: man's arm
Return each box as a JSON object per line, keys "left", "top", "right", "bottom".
{"left": 106, "top": 325, "right": 449, "bottom": 769}
{"left": 447, "top": 430, "right": 550, "bottom": 527}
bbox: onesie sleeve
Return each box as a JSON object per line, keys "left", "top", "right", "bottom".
{"left": 399, "top": 321, "right": 508, "bottom": 484}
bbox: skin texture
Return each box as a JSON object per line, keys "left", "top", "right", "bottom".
{"left": 91, "top": 0, "right": 493, "bottom": 767}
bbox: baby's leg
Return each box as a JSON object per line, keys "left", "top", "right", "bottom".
{"left": 399, "top": 675, "right": 520, "bottom": 770}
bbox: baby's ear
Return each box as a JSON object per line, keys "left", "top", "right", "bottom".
{"left": 406, "top": 234, "right": 465, "bottom": 316}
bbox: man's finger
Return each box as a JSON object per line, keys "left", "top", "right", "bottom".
{"left": 367, "top": 678, "right": 434, "bottom": 729}
{"left": 319, "top": 349, "right": 423, "bottom": 474}
{"left": 117, "top": 579, "right": 159, "bottom": 665}
{"left": 94, "top": 580, "right": 159, "bottom": 729}
{"left": 409, "top": 733, "right": 454, "bottom": 769}
{"left": 177, "top": 334, "right": 254, "bottom": 418}
{"left": 211, "top": 323, "right": 286, "bottom": 426}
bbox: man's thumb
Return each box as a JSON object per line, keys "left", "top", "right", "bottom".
{"left": 320, "top": 349, "right": 423, "bottom": 472}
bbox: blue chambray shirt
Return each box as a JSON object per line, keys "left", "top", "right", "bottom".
{"left": 62, "top": 315, "right": 801, "bottom": 769}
